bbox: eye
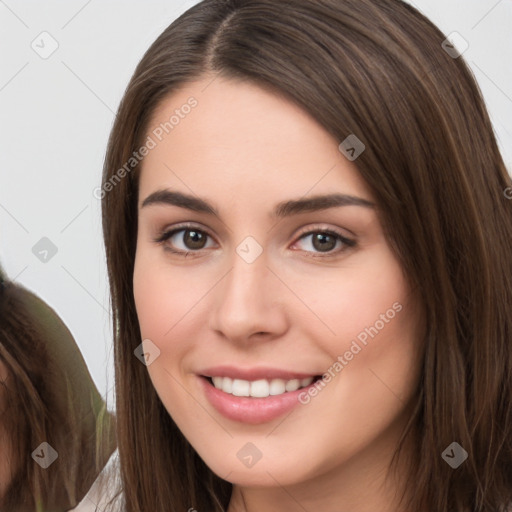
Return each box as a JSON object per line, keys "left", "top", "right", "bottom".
{"left": 153, "top": 224, "right": 356, "bottom": 258}
{"left": 153, "top": 224, "right": 215, "bottom": 256}
{"left": 292, "top": 228, "right": 356, "bottom": 257}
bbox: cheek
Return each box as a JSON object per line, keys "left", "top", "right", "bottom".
{"left": 133, "top": 250, "right": 200, "bottom": 341}
{"left": 318, "top": 256, "right": 422, "bottom": 422}
{"left": 133, "top": 272, "right": 173, "bottom": 340}
{"left": 132, "top": 256, "right": 197, "bottom": 420}
{"left": 132, "top": 250, "right": 214, "bottom": 404}
{"left": 285, "top": 246, "right": 410, "bottom": 348}
{"left": 287, "top": 245, "right": 422, "bottom": 406}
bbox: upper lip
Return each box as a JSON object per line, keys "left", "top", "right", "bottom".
{"left": 200, "top": 365, "right": 319, "bottom": 381}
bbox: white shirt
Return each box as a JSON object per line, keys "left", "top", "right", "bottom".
{"left": 68, "top": 449, "right": 123, "bottom": 512}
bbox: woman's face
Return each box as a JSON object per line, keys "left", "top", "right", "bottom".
{"left": 133, "top": 76, "right": 424, "bottom": 502}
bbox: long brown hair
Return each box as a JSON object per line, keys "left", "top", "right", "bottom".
{"left": 0, "top": 266, "right": 116, "bottom": 511}
{"left": 101, "top": 0, "right": 512, "bottom": 510}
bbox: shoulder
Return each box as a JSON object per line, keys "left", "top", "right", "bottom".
{"left": 67, "top": 449, "right": 123, "bottom": 512}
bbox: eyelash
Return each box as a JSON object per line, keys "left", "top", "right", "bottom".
{"left": 153, "top": 222, "right": 357, "bottom": 259}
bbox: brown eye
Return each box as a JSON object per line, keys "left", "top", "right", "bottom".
{"left": 181, "top": 229, "right": 208, "bottom": 250}
{"left": 311, "top": 233, "right": 338, "bottom": 252}
{"left": 154, "top": 226, "right": 215, "bottom": 254}
{"left": 293, "top": 229, "right": 356, "bottom": 257}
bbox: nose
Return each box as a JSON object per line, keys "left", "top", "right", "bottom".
{"left": 208, "top": 245, "right": 289, "bottom": 344}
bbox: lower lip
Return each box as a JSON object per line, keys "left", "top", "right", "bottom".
{"left": 199, "top": 376, "right": 318, "bottom": 424}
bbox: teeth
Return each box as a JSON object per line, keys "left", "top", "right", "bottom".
{"left": 212, "top": 376, "right": 223, "bottom": 388}
{"left": 269, "top": 379, "right": 285, "bottom": 396}
{"left": 210, "top": 376, "right": 315, "bottom": 397}
{"left": 250, "top": 379, "right": 270, "bottom": 397}
{"left": 232, "top": 379, "right": 250, "bottom": 397}
{"left": 285, "top": 379, "right": 300, "bottom": 392}
{"left": 301, "top": 377, "right": 314, "bottom": 387}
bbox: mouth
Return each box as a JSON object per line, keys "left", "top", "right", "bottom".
{"left": 201, "top": 374, "right": 323, "bottom": 398}
{"left": 198, "top": 372, "right": 323, "bottom": 424}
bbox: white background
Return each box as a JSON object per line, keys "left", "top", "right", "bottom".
{"left": 1, "top": 0, "right": 511, "bottom": 405}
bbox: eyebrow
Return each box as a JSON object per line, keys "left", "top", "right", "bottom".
{"left": 141, "top": 189, "right": 375, "bottom": 218}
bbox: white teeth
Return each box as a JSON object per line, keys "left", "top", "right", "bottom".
{"left": 210, "top": 376, "right": 315, "bottom": 397}
{"left": 269, "top": 379, "right": 286, "bottom": 396}
{"left": 232, "top": 379, "right": 250, "bottom": 397}
{"left": 301, "top": 377, "right": 314, "bottom": 387}
{"left": 285, "top": 379, "right": 301, "bottom": 392}
{"left": 250, "top": 379, "right": 270, "bottom": 397}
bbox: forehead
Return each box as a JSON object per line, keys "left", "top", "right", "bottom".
{"left": 139, "top": 76, "right": 372, "bottom": 205}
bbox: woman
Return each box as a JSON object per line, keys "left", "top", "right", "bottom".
{"left": 0, "top": 263, "right": 116, "bottom": 510}
{"left": 100, "top": 0, "right": 512, "bottom": 510}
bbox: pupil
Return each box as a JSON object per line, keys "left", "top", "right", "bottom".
{"left": 185, "top": 230, "right": 206, "bottom": 249}
{"left": 313, "top": 233, "right": 335, "bottom": 252}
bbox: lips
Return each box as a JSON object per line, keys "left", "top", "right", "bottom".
{"left": 198, "top": 365, "right": 323, "bottom": 423}
{"left": 200, "top": 365, "right": 319, "bottom": 381}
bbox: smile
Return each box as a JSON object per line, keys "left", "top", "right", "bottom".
{"left": 198, "top": 367, "right": 322, "bottom": 424}
{"left": 208, "top": 376, "right": 316, "bottom": 397}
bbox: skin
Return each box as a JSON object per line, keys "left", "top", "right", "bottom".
{"left": 133, "top": 75, "right": 425, "bottom": 512}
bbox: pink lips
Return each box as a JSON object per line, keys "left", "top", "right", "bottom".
{"left": 200, "top": 365, "right": 317, "bottom": 381}
{"left": 198, "top": 365, "right": 320, "bottom": 424}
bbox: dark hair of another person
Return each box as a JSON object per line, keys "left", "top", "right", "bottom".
{"left": 0, "top": 265, "right": 116, "bottom": 511}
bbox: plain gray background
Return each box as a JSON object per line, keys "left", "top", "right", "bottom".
{"left": 1, "top": 0, "right": 511, "bottom": 407}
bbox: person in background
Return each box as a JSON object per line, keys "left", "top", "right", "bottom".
{"left": 0, "top": 262, "right": 116, "bottom": 511}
